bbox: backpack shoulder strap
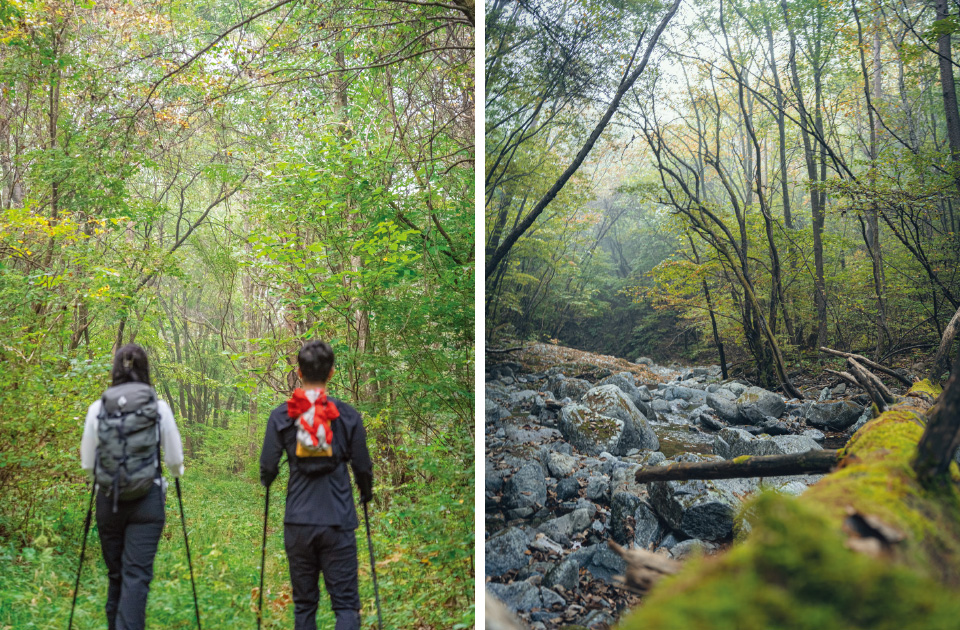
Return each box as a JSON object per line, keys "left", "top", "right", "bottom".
{"left": 331, "top": 400, "right": 352, "bottom": 462}
{"left": 155, "top": 391, "right": 163, "bottom": 480}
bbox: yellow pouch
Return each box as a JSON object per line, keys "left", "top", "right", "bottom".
{"left": 296, "top": 442, "right": 332, "bottom": 458}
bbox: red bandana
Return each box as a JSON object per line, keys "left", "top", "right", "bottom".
{"left": 287, "top": 388, "right": 339, "bottom": 447}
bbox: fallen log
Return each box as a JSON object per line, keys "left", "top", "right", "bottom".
{"left": 617, "top": 379, "right": 960, "bottom": 628}
{"left": 846, "top": 356, "right": 895, "bottom": 410}
{"left": 486, "top": 346, "right": 527, "bottom": 354}
{"left": 819, "top": 346, "right": 913, "bottom": 386}
{"left": 634, "top": 449, "right": 839, "bottom": 483}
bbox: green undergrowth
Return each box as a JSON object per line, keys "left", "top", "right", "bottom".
{"left": 0, "top": 454, "right": 473, "bottom": 629}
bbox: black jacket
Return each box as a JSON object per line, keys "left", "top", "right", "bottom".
{"left": 259, "top": 397, "right": 373, "bottom": 528}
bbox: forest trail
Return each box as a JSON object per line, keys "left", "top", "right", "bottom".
{"left": 2, "top": 460, "right": 472, "bottom": 629}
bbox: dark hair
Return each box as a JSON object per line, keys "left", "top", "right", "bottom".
{"left": 112, "top": 343, "right": 152, "bottom": 386}
{"left": 298, "top": 340, "right": 335, "bottom": 383}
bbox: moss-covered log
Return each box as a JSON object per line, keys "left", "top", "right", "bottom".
{"left": 619, "top": 380, "right": 960, "bottom": 629}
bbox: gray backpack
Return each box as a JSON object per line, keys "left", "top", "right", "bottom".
{"left": 95, "top": 382, "right": 162, "bottom": 510}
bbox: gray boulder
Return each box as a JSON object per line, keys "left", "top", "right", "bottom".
{"left": 508, "top": 390, "right": 540, "bottom": 408}
{"left": 713, "top": 427, "right": 821, "bottom": 459}
{"left": 699, "top": 414, "right": 726, "bottom": 431}
{"left": 706, "top": 392, "right": 740, "bottom": 423}
{"left": 582, "top": 610, "right": 617, "bottom": 629}
{"left": 609, "top": 492, "right": 642, "bottom": 545}
{"left": 503, "top": 464, "right": 547, "bottom": 510}
{"left": 636, "top": 385, "right": 654, "bottom": 402}
{"left": 486, "top": 581, "right": 544, "bottom": 612}
{"left": 543, "top": 557, "right": 580, "bottom": 592}
{"left": 723, "top": 382, "right": 748, "bottom": 397}
{"left": 844, "top": 408, "right": 873, "bottom": 437}
{"left": 633, "top": 501, "right": 663, "bottom": 549}
{"left": 611, "top": 492, "right": 664, "bottom": 549}
{"left": 560, "top": 405, "right": 628, "bottom": 456}
{"left": 759, "top": 418, "right": 792, "bottom": 436}
{"left": 502, "top": 419, "right": 561, "bottom": 445}
{"left": 585, "top": 475, "right": 609, "bottom": 502}
{"left": 560, "top": 386, "right": 659, "bottom": 456}
{"left": 663, "top": 385, "right": 708, "bottom": 405}
{"left": 648, "top": 456, "right": 756, "bottom": 541}
{"left": 651, "top": 399, "right": 671, "bottom": 413}
{"left": 486, "top": 399, "right": 511, "bottom": 424}
{"left": 636, "top": 357, "right": 654, "bottom": 366}
{"left": 599, "top": 372, "right": 644, "bottom": 405}
{"left": 555, "top": 477, "right": 580, "bottom": 500}
{"left": 581, "top": 544, "right": 627, "bottom": 584}
{"left": 545, "top": 451, "right": 577, "bottom": 478}
{"left": 537, "top": 507, "right": 593, "bottom": 546}
{"left": 805, "top": 400, "right": 865, "bottom": 430}
{"left": 485, "top": 527, "right": 530, "bottom": 576}
{"left": 557, "top": 378, "right": 591, "bottom": 401}
{"left": 610, "top": 463, "right": 643, "bottom": 496}
{"left": 583, "top": 385, "right": 653, "bottom": 423}
{"left": 736, "top": 386, "right": 786, "bottom": 424}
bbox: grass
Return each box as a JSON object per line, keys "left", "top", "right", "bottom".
{"left": 0, "top": 459, "right": 473, "bottom": 629}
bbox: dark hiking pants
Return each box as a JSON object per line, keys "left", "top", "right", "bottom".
{"left": 284, "top": 524, "right": 362, "bottom": 630}
{"left": 96, "top": 483, "right": 166, "bottom": 630}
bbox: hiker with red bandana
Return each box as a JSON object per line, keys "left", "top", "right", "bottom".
{"left": 259, "top": 340, "right": 374, "bottom": 630}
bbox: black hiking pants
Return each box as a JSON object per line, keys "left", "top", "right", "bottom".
{"left": 96, "top": 483, "right": 166, "bottom": 630}
{"left": 284, "top": 523, "right": 362, "bottom": 630}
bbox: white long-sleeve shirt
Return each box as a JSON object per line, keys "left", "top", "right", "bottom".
{"left": 80, "top": 398, "right": 185, "bottom": 481}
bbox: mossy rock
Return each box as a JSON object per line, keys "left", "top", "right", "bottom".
{"left": 619, "top": 380, "right": 960, "bottom": 628}
{"left": 620, "top": 492, "right": 960, "bottom": 629}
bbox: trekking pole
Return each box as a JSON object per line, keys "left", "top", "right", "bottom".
{"left": 257, "top": 484, "right": 270, "bottom": 630}
{"left": 67, "top": 483, "right": 96, "bottom": 630}
{"left": 363, "top": 502, "right": 384, "bottom": 630}
{"left": 175, "top": 478, "right": 202, "bottom": 630}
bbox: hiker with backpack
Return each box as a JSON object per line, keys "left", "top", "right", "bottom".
{"left": 260, "top": 340, "right": 374, "bottom": 630}
{"left": 79, "top": 343, "right": 184, "bottom": 630}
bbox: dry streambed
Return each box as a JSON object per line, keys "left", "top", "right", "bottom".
{"left": 484, "top": 350, "right": 886, "bottom": 629}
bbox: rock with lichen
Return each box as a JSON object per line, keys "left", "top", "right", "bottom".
{"left": 559, "top": 387, "right": 660, "bottom": 456}
{"left": 735, "top": 386, "right": 786, "bottom": 424}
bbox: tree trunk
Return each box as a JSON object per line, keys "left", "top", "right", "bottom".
{"left": 781, "top": 0, "right": 827, "bottom": 350}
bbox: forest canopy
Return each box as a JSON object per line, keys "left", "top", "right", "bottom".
{"left": 485, "top": 0, "right": 960, "bottom": 388}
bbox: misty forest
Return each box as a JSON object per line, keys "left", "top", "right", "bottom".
{"left": 0, "top": 0, "right": 474, "bottom": 628}
{"left": 485, "top": 0, "right": 960, "bottom": 627}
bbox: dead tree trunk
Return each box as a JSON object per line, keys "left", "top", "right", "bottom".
{"left": 928, "top": 303, "right": 960, "bottom": 382}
